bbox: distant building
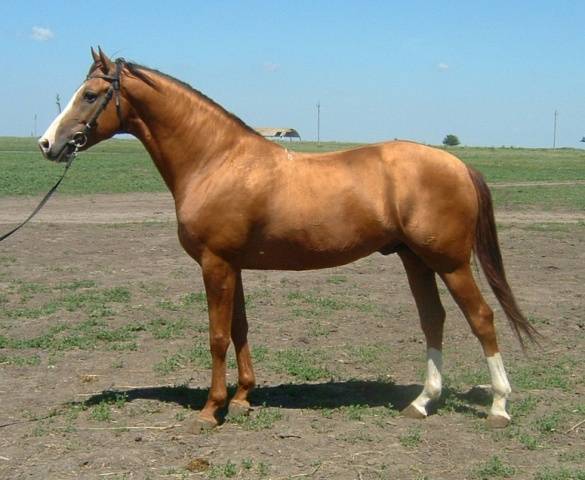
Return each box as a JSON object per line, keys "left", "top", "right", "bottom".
{"left": 255, "top": 127, "right": 301, "bottom": 141}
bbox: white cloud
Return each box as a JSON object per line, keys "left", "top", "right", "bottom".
{"left": 263, "top": 62, "right": 280, "bottom": 73}
{"left": 437, "top": 62, "right": 449, "bottom": 71}
{"left": 31, "top": 26, "right": 54, "bottom": 42}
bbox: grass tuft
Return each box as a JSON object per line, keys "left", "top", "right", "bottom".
{"left": 229, "top": 406, "right": 283, "bottom": 431}
{"left": 472, "top": 456, "right": 515, "bottom": 479}
{"left": 399, "top": 426, "right": 423, "bottom": 448}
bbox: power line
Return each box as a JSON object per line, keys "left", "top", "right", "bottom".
{"left": 316, "top": 101, "right": 321, "bottom": 145}
{"left": 553, "top": 110, "right": 558, "bottom": 149}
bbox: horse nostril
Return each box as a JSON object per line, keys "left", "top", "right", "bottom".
{"left": 38, "top": 138, "right": 50, "bottom": 153}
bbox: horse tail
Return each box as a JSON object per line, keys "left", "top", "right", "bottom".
{"left": 466, "top": 165, "right": 540, "bottom": 348}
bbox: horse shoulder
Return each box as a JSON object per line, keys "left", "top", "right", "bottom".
{"left": 175, "top": 161, "right": 271, "bottom": 260}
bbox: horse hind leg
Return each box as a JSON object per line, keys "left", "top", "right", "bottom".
{"left": 440, "top": 264, "right": 512, "bottom": 428}
{"left": 398, "top": 249, "right": 446, "bottom": 419}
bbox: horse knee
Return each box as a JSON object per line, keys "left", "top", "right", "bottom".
{"left": 209, "top": 334, "right": 230, "bottom": 356}
{"left": 239, "top": 373, "right": 255, "bottom": 390}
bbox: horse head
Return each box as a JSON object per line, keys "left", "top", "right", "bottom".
{"left": 38, "top": 47, "right": 131, "bottom": 162}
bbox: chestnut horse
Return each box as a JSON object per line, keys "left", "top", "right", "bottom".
{"left": 39, "top": 48, "right": 537, "bottom": 431}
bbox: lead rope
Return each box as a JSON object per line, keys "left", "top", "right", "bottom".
{"left": 0, "top": 153, "right": 76, "bottom": 242}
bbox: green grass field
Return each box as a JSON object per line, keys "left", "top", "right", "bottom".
{"left": 1, "top": 136, "right": 584, "bottom": 209}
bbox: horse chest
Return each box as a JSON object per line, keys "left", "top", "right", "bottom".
{"left": 176, "top": 204, "right": 251, "bottom": 262}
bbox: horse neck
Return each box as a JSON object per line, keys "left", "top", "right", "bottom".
{"left": 123, "top": 73, "right": 268, "bottom": 199}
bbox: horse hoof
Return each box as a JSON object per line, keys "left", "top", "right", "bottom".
{"left": 227, "top": 400, "right": 252, "bottom": 418}
{"left": 401, "top": 404, "right": 427, "bottom": 419}
{"left": 185, "top": 415, "right": 218, "bottom": 434}
{"left": 487, "top": 414, "right": 511, "bottom": 429}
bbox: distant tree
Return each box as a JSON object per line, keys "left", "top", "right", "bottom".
{"left": 443, "top": 134, "right": 460, "bottom": 147}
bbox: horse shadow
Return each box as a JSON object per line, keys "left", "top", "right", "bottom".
{"left": 78, "top": 379, "right": 491, "bottom": 419}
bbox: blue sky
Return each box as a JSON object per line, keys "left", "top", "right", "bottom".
{"left": 1, "top": 1, "right": 583, "bottom": 147}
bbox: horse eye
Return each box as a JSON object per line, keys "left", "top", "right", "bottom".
{"left": 83, "top": 91, "right": 98, "bottom": 103}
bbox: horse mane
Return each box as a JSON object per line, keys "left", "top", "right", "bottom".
{"left": 124, "top": 61, "right": 262, "bottom": 138}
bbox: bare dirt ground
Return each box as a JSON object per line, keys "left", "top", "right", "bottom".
{"left": 0, "top": 194, "right": 584, "bottom": 480}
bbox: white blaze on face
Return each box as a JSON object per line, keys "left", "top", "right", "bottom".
{"left": 40, "top": 85, "right": 84, "bottom": 149}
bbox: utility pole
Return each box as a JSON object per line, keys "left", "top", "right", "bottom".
{"left": 56, "top": 94, "right": 62, "bottom": 113}
{"left": 316, "top": 101, "right": 321, "bottom": 145}
{"left": 553, "top": 110, "right": 558, "bottom": 149}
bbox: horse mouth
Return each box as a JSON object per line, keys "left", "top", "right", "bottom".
{"left": 43, "top": 142, "right": 77, "bottom": 163}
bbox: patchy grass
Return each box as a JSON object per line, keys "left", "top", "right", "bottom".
{"left": 339, "top": 404, "right": 370, "bottom": 421}
{"left": 1, "top": 284, "right": 132, "bottom": 321}
{"left": 0, "top": 353, "right": 41, "bottom": 366}
{"left": 148, "top": 317, "right": 191, "bottom": 339}
{"left": 229, "top": 406, "right": 283, "bottom": 431}
{"left": 89, "top": 402, "right": 113, "bottom": 422}
{"left": 207, "top": 460, "right": 238, "bottom": 478}
{"left": 349, "top": 344, "right": 390, "bottom": 364}
{"left": 510, "top": 358, "right": 573, "bottom": 391}
{"left": 0, "top": 254, "right": 17, "bottom": 265}
{"left": 559, "top": 451, "right": 585, "bottom": 463}
{"left": 442, "top": 145, "right": 585, "bottom": 183}
{"left": 534, "top": 467, "right": 585, "bottom": 480}
{"left": 0, "top": 280, "right": 205, "bottom": 354}
{"left": 472, "top": 456, "right": 516, "bottom": 479}
{"left": 87, "top": 392, "right": 128, "bottom": 422}
{"left": 320, "top": 403, "right": 397, "bottom": 422}
{"left": 492, "top": 184, "right": 585, "bottom": 210}
{"left": 157, "top": 291, "right": 207, "bottom": 312}
{"left": 286, "top": 289, "right": 378, "bottom": 318}
{"left": 509, "top": 221, "right": 585, "bottom": 233}
{"left": 55, "top": 279, "right": 98, "bottom": 291}
{"left": 269, "top": 348, "right": 333, "bottom": 381}
{"left": 326, "top": 275, "right": 348, "bottom": 285}
{"left": 286, "top": 291, "right": 348, "bottom": 317}
{"left": 533, "top": 411, "right": 564, "bottom": 434}
{"left": 154, "top": 343, "right": 214, "bottom": 375}
{"left": 399, "top": 426, "right": 423, "bottom": 448}
{"left": 0, "top": 318, "right": 143, "bottom": 351}
{"left": 491, "top": 425, "right": 540, "bottom": 451}
{"left": 202, "top": 458, "right": 269, "bottom": 479}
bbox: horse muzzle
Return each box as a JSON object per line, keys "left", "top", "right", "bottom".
{"left": 38, "top": 132, "right": 85, "bottom": 163}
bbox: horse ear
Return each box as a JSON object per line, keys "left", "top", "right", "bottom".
{"left": 91, "top": 47, "right": 100, "bottom": 64}
{"left": 97, "top": 46, "right": 114, "bottom": 73}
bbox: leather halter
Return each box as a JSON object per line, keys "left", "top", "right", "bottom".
{"left": 73, "top": 58, "right": 125, "bottom": 148}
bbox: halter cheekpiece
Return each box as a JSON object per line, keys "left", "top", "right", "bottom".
{"left": 73, "top": 58, "right": 125, "bottom": 149}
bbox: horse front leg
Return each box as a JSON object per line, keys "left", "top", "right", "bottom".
{"left": 187, "top": 253, "right": 237, "bottom": 433}
{"left": 227, "top": 272, "right": 256, "bottom": 417}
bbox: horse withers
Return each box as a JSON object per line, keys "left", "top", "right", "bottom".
{"left": 38, "top": 47, "right": 538, "bottom": 431}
